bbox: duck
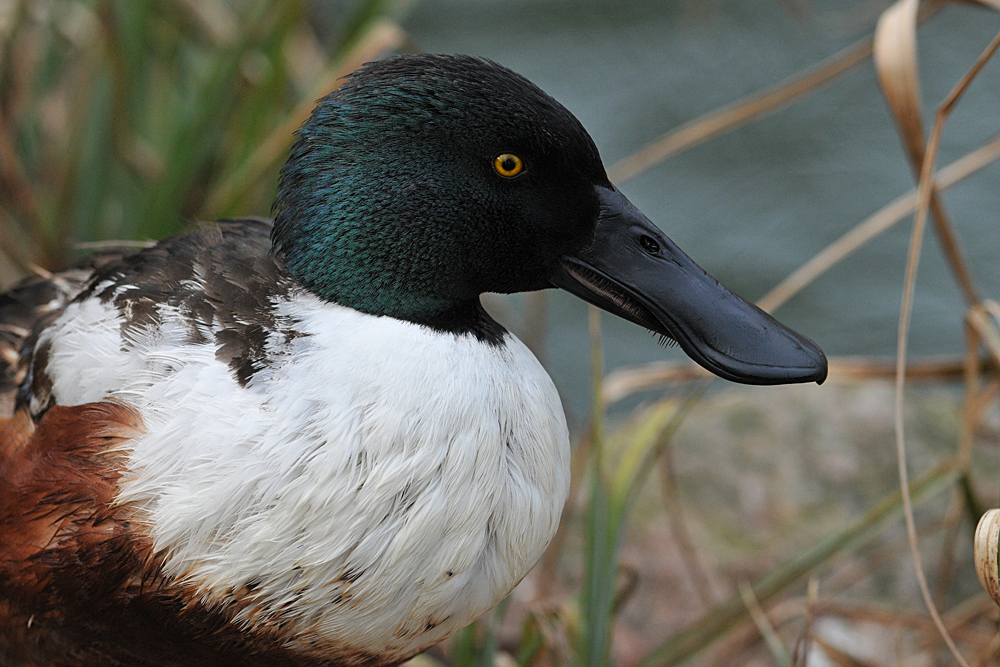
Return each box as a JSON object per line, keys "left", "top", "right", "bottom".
{"left": 0, "top": 54, "right": 827, "bottom": 667}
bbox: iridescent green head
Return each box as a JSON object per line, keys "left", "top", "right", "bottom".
{"left": 273, "top": 54, "right": 608, "bottom": 332}
{"left": 273, "top": 53, "right": 828, "bottom": 385}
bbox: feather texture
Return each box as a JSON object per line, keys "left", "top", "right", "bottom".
{"left": 4, "top": 220, "right": 570, "bottom": 664}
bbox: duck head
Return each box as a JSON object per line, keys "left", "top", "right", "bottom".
{"left": 272, "top": 54, "right": 827, "bottom": 385}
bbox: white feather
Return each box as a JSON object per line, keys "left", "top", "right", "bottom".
{"left": 41, "top": 288, "right": 570, "bottom": 661}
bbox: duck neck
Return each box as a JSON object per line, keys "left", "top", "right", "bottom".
{"left": 273, "top": 227, "right": 506, "bottom": 344}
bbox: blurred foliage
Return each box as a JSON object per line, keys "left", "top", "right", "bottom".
{"left": 0, "top": 0, "right": 406, "bottom": 270}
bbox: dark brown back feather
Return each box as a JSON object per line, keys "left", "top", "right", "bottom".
{"left": 0, "top": 253, "right": 126, "bottom": 418}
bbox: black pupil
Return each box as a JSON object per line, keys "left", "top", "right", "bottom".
{"left": 639, "top": 235, "right": 660, "bottom": 254}
{"left": 502, "top": 157, "right": 516, "bottom": 172}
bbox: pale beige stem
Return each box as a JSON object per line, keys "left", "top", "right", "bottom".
{"left": 757, "top": 135, "right": 1000, "bottom": 313}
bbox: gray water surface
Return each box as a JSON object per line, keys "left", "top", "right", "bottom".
{"left": 401, "top": 1, "right": 999, "bottom": 425}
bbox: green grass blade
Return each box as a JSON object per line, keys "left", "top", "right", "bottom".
{"left": 68, "top": 69, "right": 115, "bottom": 246}
{"left": 579, "top": 467, "right": 619, "bottom": 667}
{"left": 576, "top": 306, "right": 622, "bottom": 667}
{"left": 446, "top": 600, "right": 507, "bottom": 667}
{"left": 609, "top": 399, "right": 678, "bottom": 502}
{"left": 136, "top": 1, "right": 298, "bottom": 239}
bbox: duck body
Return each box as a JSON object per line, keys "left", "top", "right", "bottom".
{"left": 1, "top": 54, "right": 827, "bottom": 666}
{"left": 2, "top": 220, "right": 568, "bottom": 666}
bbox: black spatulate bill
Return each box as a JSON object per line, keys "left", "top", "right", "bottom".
{"left": 550, "top": 186, "right": 828, "bottom": 385}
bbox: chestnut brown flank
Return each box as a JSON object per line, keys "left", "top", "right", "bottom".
{"left": 0, "top": 402, "right": 391, "bottom": 667}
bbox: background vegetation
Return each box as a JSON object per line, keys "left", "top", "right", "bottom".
{"left": 1, "top": 0, "right": 998, "bottom": 665}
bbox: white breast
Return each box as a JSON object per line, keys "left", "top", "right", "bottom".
{"left": 39, "top": 288, "right": 570, "bottom": 660}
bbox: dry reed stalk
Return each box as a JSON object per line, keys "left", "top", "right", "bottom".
{"left": 658, "top": 437, "right": 720, "bottom": 611}
{"left": 757, "top": 133, "right": 1000, "bottom": 313}
{"left": 714, "top": 593, "right": 994, "bottom": 666}
{"left": 916, "top": 598, "right": 999, "bottom": 654}
{"left": 940, "top": 594, "right": 998, "bottom": 636}
{"left": 698, "top": 594, "right": 986, "bottom": 667}
{"left": 606, "top": 35, "right": 877, "bottom": 184}
{"left": 601, "top": 355, "right": 988, "bottom": 404}
{"left": 800, "top": 531, "right": 999, "bottom": 659}
{"left": 936, "top": 493, "right": 971, "bottom": 607}
{"left": 637, "top": 459, "right": 959, "bottom": 667}
{"left": 604, "top": 1, "right": 1000, "bottom": 188}
{"left": 790, "top": 579, "right": 817, "bottom": 667}
{"left": 972, "top": 303, "right": 1000, "bottom": 610}
{"left": 806, "top": 597, "right": 996, "bottom": 667}
{"left": 935, "top": 305, "right": 995, "bottom": 610}
{"left": 962, "top": 304, "right": 1000, "bottom": 616}
{"left": 969, "top": 303, "right": 1000, "bottom": 366}
{"left": 738, "top": 583, "right": 792, "bottom": 667}
{"left": 74, "top": 239, "right": 158, "bottom": 251}
{"left": 813, "top": 599, "right": 946, "bottom": 632}
{"left": 527, "top": 606, "right": 571, "bottom": 667}
{"left": 729, "top": 594, "right": 998, "bottom": 661}
{"left": 824, "top": 519, "right": 948, "bottom": 600}
{"left": 693, "top": 597, "right": 807, "bottom": 667}
{"left": 877, "top": 0, "right": 1000, "bottom": 662}
{"left": 874, "top": 0, "right": 983, "bottom": 305}
{"left": 810, "top": 635, "right": 878, "bottom": 667}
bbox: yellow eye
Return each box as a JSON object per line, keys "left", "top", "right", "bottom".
{"left": 493, "top": 153, "right": 524, "bottom": 178}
